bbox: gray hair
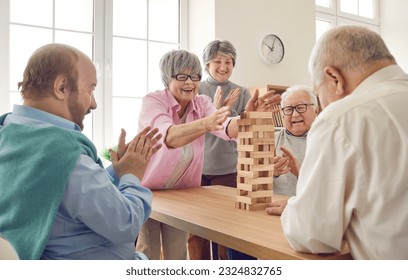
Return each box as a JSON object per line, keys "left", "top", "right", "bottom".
{"left": 281, "top": 85, "right": 317, "bottom": 107}
{"left": 202, "top": 40, "right": 237, "bottom": 72}
{"left": 309, "top": 25, "right": 396, "bottom": 86}
{"left": 160, "top": 49, "right": 202, "bottom": 88}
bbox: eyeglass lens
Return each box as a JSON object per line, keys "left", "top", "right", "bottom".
{"left": 173, "top": 74, "right": 201, "bottom": 81}
{"left": 282, "top": 104, "right": 308, "bottom": 115}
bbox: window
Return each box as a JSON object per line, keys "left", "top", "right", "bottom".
{"left": 110, "top": 0, "right": 181, "bottom": 145}
{"left": 315, "top": 0, "right": 380, "bottom": 40}
{"left": 0, "top": 0, "right": 185, "bottom": 151}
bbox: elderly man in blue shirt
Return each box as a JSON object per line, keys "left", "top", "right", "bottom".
{"left": 0, "top": 43, "right": 161, "bottom": 260}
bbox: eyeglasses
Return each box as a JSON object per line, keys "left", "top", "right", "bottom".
{"left": 281, "top": 103, "right": 314, "bottom": 116}
{"left": 171, "top": 74, "right": 201, "bottom": 82}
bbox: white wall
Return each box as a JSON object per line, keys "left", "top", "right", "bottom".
{"left": 188, "top": 0, "right": 215, "bottom": 58}
{"left": 189, "top": 0, "right": 316, "bottom": 89}
{"left": 380, "top": 0, "right": 408, "bottom": 73}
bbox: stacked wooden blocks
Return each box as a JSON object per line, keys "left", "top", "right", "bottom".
{"left": 236, "top": 111, "right": 274, "bottom": 211}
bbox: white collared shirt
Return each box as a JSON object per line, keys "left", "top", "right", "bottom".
{"left": 281, "top": 65, "right": 408, "bottom": 259}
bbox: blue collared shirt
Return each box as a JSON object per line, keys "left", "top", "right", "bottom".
{"left": 3, "top": 105, "right": 152, "bottom": 259}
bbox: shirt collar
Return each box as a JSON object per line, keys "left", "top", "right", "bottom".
{"left": 284, "top": 128, "right": 308, "bottom": 137}
{"left": 352, "top": 65, "right": 404, "bottom": 97}
{"left": 165, "top": 89, "right": 197, "bottom": 115}
{"left": 11, "top": 105, "right": 81, "bottom": 131}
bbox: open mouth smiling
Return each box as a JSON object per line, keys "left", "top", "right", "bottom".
{"left": 182, "top": 88, "right": 194, "bottom": 94}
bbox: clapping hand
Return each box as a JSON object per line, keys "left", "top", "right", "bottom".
{"left": 213, "top": 86, "right": 241, "bottom": 109}
{"left": 204, "top": 106, "right": 231, "bottom": 131}
{"left": 280, "top": 146, "right": 301, "bottom": 178}
{"left": 245, "top": 89, "right": 281, "bottom": 112}
{"left": 110, "top": 126, "right": 162, "bottom": 180}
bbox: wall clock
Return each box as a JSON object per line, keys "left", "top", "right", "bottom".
{"left": 259, "top": 34, "right": 285, "bottom": 64}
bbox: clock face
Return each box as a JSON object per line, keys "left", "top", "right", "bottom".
{"left": 260, "top": 34, "right": 284, "bottom": 64}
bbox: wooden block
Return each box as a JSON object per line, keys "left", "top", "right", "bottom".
{"left": 251, "top": 164, "right": 274, "bottom": 172}
{"left": 251, "top": 151, "right": 275, "bottom": 158}
{"left": 236, "top": 195, "right": 257, "bottom": 205}
{"left": 237, "top": 144, "right": 255, "bottom": 152}
{"left": 245, "top": 125, "right": 274, "bottom": 132}
{"left": 237, "top": 157, "right": 255, "bottom": 165}
{"left": 244, "top": 177, "right": 272, "bottom": 185}
{"left": 242, "top": 111, "right": 273, "bottom": 119}
{"left": 238, "top": 163, "right": 273, "bottom": 172}
{"left": 251, "top": 138, "right": 275, "bottom": 145}
{"left": 238, "top": 170, "right": 257, "bottom": 179}
{"left": 235, "top": 201, "right": 248, "bottom": 210}
{"left": 247, "top": 203, "right": 269, "bottom": 211}
{"left": 237, "top": 183, "right": 257, "bottom": 191}
{"left": 235, "top": 202, "right": 268, "bottom": 211}
{"left": 238, "top": 131, "right": 255, "bottom": 138}
{"left": 237, "top": 118, "right": 258, "bottom": 126}
{"left": 248, "top": 190, "right": 273, "bottom": 198}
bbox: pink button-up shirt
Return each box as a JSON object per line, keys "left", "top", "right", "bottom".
{"left": 138, "top": 89, "right": 233, "bottom": 189}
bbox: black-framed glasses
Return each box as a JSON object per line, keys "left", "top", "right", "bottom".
{"left": 281, "top": 103, "right": 314, "bottom": 116}
{"left": 171, "top": 74, "right": 201, "bottom": 82}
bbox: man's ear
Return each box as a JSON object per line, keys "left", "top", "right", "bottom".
{"left": 54, "top": 76, "right": 67, "bottom": 100}
{"left": 323, "top": 66, "right": 346, "bottom": 97}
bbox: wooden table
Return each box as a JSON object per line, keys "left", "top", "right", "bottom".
{"left": 151, "top": 185, "right": 352, "bottom": 260}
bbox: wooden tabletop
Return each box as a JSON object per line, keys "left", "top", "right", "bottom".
{"left": 151, "top": 185, "right": 352, "bottom": 260}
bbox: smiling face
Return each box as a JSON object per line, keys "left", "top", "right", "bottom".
{"left": 282, "top": 90, "right": 318, "bottom": 136}
{"left": 207, "top": 52, "right": 234, "bottom": 83}
{"left": 168, "top": 70, "right": 200, "bottom": 113}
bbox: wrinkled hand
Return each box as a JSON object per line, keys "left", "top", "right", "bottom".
{"left": 213, "top": 86, "right": 241, "bottom": 109}
{"left": 213, "top": 86, "right": 223, "bottom": 109}
{"left": 203, "top": 106, "right": 231, "bottom": 131}
{"left": 224, "top": 88, "right": 240, "bottom": 108}
{"left": 280, "top": 146, "right": 301, "bottom": 178}
{"left": 110, "top": 126, "right": 162, "bottom": 180}
{"left": 273, "top": 154, "right": 291, "bottom": 177}
{"left": 265, "top": 199, "right": 288, "bottom": 216}
{"left": 245, "top": 89, "right": 281, "bottom": 112}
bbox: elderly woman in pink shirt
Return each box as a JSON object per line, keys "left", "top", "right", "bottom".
{"left": 135, "top": 49, "right": 279, "bottom": 260}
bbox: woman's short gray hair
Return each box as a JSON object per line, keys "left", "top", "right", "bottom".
{"left": 202, "top": 40, "right": 236, "bottom": 72}
{"left": 160, "top": 49, "right": 202, "bottom": 88}
{"left": 281, "top": 85, "right": 317, "bottom": 107}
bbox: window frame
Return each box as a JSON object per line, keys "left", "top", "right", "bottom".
{"left": 316, "top": 0, "right": 380, "bottom": 41}
{"left": 0, "top": 0, "right": 187, "bottom": 151}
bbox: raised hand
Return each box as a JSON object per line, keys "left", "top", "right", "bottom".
{"left": 213, "top": 87, "right": 241, "bottom": 109}
{"left": 213, "top": 86, "right": 223, "bottom": 109}
{"left": 110, "top": 126, "right": 162, "bottom": 180}
{"left": 203, "top": 106, "right": 231, "bottom": 131}
{"left": 245, "top": 89, "right": 281, "bottom": 112}
{"left": 280, "top": 146, "right": 301, "bottom": 178}
{"left": 273, "top": 154, "right": 291, "bottom": 177}
{"left": 223, "top": 88, "right": 241, "bottom": 108}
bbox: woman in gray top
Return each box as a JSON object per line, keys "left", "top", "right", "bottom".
{"left": 190, "top": 40, "right": 251, "bottom": 260}
{"left": 199, "top": 40, "right": 252, "bottom": 188}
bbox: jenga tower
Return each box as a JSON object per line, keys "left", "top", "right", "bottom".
{"left": 236, "top": 111, "right": 274, "bottom": 210}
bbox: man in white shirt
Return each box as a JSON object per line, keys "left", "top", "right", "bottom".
{"left": 268, "top": 25, "right": 408, "bottom": 259}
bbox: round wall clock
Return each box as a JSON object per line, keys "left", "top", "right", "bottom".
{"left": 259, "top": 34, "right": 285, "bottom": 64}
